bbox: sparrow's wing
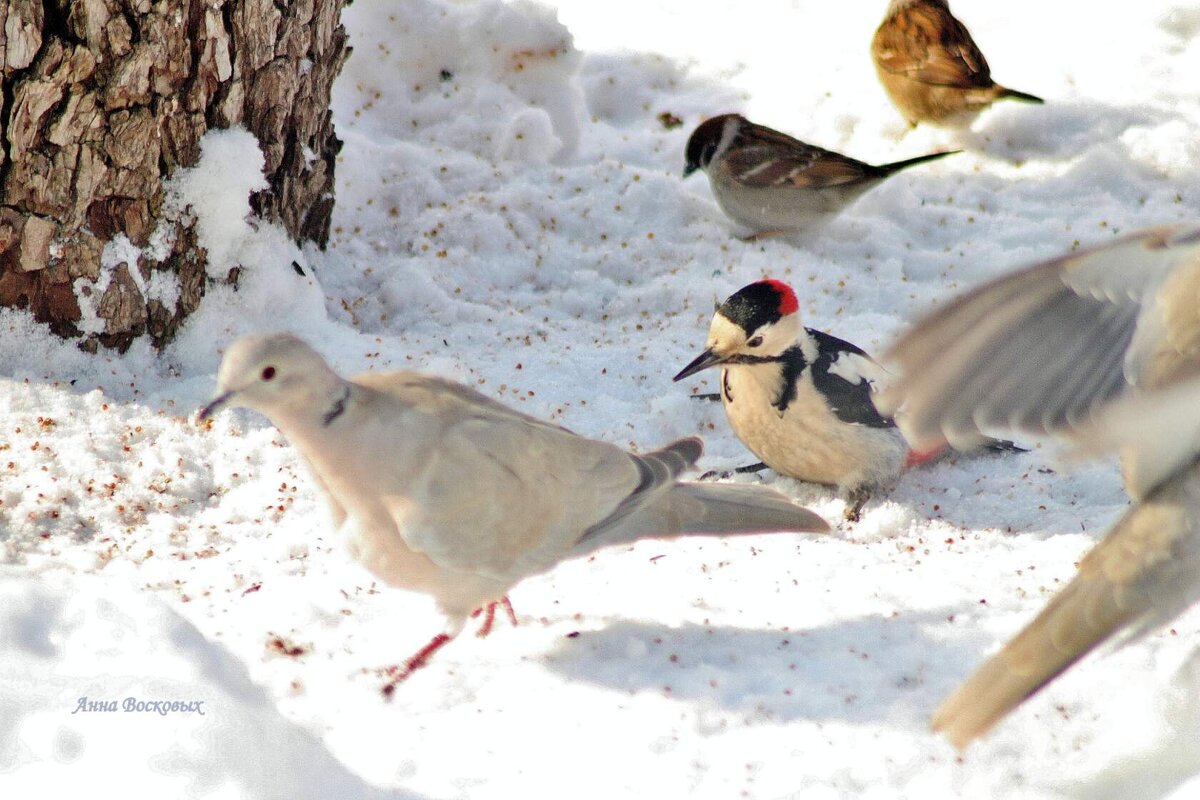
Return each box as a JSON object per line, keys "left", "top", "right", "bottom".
{"left": 872, "top": 1, "right": 993, "bottom": 89}
{"left": 933, "top": 464, "right": 1200, "bottom": 750}
{"left": 877, "top": 225, "right": 1200, "bottom": 483}
{"left": 722, "top": 125, "right": 876, "bottom": 189}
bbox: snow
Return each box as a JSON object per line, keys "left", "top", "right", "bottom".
{"left": 3, "top": 0, "right": 1200, "bottom": 796}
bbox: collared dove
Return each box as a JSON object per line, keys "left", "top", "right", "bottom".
{"left": 199, "top": 334, "right": 829, "bottom": 692}
{"left": 875, "top": 224, "right": 1200, "bottom": 749}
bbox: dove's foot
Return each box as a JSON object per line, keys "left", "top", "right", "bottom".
{"left": 471, "top": 596, "right": 518, "bottom": 637}
{"left": 380, "top": 632, "right": 454, "bottom": 698}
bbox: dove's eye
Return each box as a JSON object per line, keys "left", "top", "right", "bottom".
{"left": 261, "top": 366, "right": 277, "bottom": 381}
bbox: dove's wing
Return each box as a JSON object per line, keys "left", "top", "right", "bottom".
{"left": 878, "top": 225, "right": 1200, "bottom": 495}
{"left": 933, "top": 464, "right": 1200, "bottom": 749}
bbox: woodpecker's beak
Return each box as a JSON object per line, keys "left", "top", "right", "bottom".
{"left": 682, "top": 163, "right": 698, "bottom": 178}
{"left": 673, "top": 348, "right": 726, "bottom": 382}
{"left": 197, "top": 390, "right": 234, "bottom": 422}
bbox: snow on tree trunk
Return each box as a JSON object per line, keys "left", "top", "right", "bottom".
{"left": 0, "top": 0, "right": 349, "bottom": 351}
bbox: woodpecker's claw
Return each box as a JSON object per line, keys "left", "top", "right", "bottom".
{"left": 699, "top": 462, "right": 767, "bottom": 481}
{"left": 843, "top": 488, "right": 871, "bottom": 522}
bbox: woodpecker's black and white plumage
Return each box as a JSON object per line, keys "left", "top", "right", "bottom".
{"left": 674, "top": 279, "right": 917, "bottom": 521}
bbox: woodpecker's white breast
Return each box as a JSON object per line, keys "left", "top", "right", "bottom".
{"left": 720, "top": 362, "right": 907, "bottom": 492}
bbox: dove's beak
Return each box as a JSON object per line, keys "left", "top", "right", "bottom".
{"left": 197, "top": 390, "right": 234, "bottom": 422}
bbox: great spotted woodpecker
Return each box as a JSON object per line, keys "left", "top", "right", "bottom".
{"left": 674, "top": 278, "right": 1015, "bottom": 520}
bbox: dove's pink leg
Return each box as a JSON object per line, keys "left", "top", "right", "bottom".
{"left": 500, "top": 596, "right": 518, "bottom": 626}
{"left": 380, "top": 632, "right": 452, "bottom": 698}
{"left": 470, "top": 596, "right": 519, "bottom": 637}
{"left": 381, "top": 597, "right": 520, "bottom": 697}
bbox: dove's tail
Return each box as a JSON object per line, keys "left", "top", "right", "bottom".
{"left": 572, "top": 438, "right": 828, "bottom": 556}
{"left": 664, "top": 482, "right": 829, "bottom": 536}
{"left": 582, "top": 482, "right": 829, "bottom": 553}
{"left": 932, "top": 487, "right": 1189, "bottom": 750}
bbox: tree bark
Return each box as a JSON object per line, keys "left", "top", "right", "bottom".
{"left": 0, "top": 0, "right": 349, "bottom": 351}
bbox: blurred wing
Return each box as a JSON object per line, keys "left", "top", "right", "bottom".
{"left": 873, "top": 2, "right": 993, "bottom": 89}
{"left": 933, "top": 466, "right": 1200, "bottom": 749}
{"left": 1069, "top": 372, "right": 1200, "bottom": 497}
{"left": 878, "top": 226, "right": 1200, "bottom": 460}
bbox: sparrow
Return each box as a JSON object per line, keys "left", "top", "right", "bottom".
{"left": 682, "top": 113, "right": 959, "bottom": 236}
{"left": 872, "top": 0, "right": 1045, "bottom": 127}
{"left": 673, "top": 279, "right": 1017, "bottom": 521}
{"left": 877, "top": 224, "right": 1200, "bottom": 749}
{"left": 200, "top": 334, "right": 829, "bottom": 693}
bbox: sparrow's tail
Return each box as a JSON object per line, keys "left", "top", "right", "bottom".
{"left": 932, "top": 487, "right": 1187, "bottom": 750}
{"left": 996, "top": 86, "right": 1045, "bottom": 105}
{"left": 877, "top": 149, "right": 962, "bottom": 176}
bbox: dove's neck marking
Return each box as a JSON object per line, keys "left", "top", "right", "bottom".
{"left": 322, "top": 384, "right": 352, "bottom": 427}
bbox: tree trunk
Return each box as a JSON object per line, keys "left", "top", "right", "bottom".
{"left": 0, "top": 0, "right": 349, "bottom": 351}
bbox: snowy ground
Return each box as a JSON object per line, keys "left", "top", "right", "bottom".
{"left": 4, "top": 0, "right": 1200, "bottom": 797}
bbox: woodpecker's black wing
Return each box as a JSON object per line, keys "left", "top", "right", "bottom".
{"left": 807, "top": 330, "right": 895, "bottom": 429}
